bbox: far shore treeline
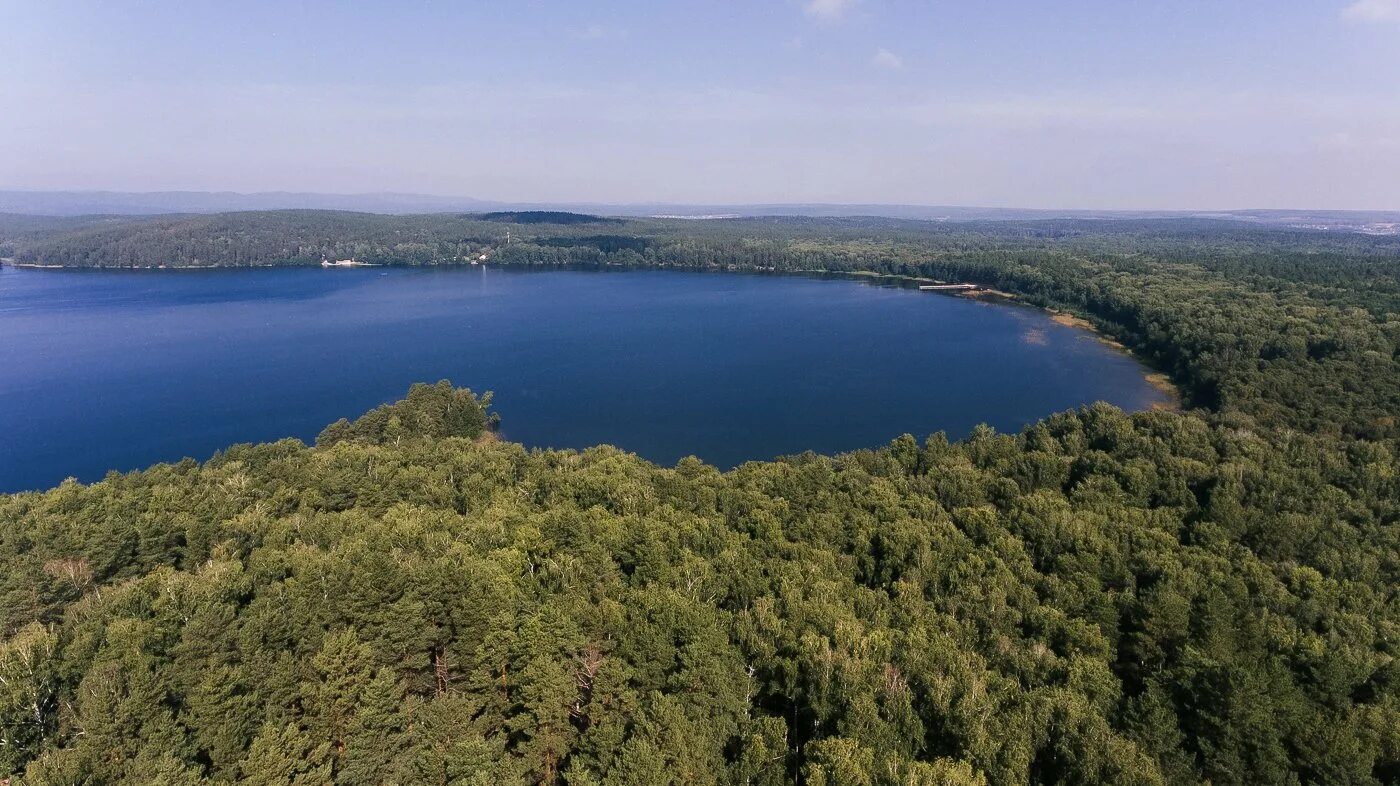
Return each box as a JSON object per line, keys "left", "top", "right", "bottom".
{"left": 1, "top": 210, "right": 1398, "bottom": 784}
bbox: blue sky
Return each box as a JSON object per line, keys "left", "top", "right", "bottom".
{"left": 3, "top": 1, "right": 1399, "bottom": 208}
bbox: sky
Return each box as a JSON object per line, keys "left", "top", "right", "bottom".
{"left": 3, "top": 1, "right": 1400, "bottom": 209}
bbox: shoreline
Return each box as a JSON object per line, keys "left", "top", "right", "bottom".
{"left": 815, "top": 267, "right": 1182, "bottom": 410}
{"left": 1045, "top": 310, "right": 1182, "bottom": 410}
{"left": 2, "top": 260, "right": 283, "bottom": 270}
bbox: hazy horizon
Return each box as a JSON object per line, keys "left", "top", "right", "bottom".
{"left": 7, "top": 188, "right": 1400, "bottom": 216}
{"left": 5, "top": 1, "right": 1400, "bottom": 210}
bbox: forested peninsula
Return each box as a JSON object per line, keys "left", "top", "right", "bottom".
{"left": 1, "top": 212, "right": 1398, "bottom": 785}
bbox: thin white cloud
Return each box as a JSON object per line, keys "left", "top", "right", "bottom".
{"left": 872, "top": 48, "right": 903, "bottom": 69}
{"left": 575, "top": 23, "right": 625, "bottom": 40}
{"left": 1320, "top": 130, "right": 1400, "bottom": 151}
{"left": 1342, "top": 0, "right": 1400, "bottom": 24}
{"left": 804, "top": 0, "right": 858, "bottom": 22}
{"left": 912, "top": 96, "right": 1168, "bottom": 129}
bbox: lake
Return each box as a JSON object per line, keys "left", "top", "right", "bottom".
{"left": 0, "top": 265, "right": 1171, "bottom": 492}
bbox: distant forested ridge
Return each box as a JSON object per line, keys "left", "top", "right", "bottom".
{"left": 1, "top": 212, "right": 1399, "bottom": 784}
{"left": 479, "top": 211, "right": 622, "bottom": 225}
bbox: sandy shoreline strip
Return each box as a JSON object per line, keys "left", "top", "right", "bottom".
{"left": 1045, "top": 310, "right": 1183, "bottom": 410}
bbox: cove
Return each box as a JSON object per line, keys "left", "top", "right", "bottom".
{"left": 0, "top": 265, "right": 1171, "bottom": 493}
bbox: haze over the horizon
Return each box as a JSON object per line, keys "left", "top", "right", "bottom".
{"left": 4, "top": 1, "right": 1400, "bottom": 211}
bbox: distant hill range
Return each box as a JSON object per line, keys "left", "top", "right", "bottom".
{"left": 0, "top": 190, "right": 496, "bottom": 216}
{"left": 1, "top": 190, "right": 1397, "bottom": 234}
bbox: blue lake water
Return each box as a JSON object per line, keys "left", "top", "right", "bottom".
{"left": 0, "top": 265, "right": 1170, "bottom": 492}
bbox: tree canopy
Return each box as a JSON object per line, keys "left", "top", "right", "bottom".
{"left": 1, "top": 394, "right": 1397, "bottom": 784}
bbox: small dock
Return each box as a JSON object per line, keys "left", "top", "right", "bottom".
{"left": 919, "top": 283, "right": 979, "bottom": 291}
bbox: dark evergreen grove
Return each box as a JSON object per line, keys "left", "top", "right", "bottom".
{"left": 1, "top": 213, "right": 1398, "bottom": 784}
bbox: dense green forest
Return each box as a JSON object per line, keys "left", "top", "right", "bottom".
{"left": 1, "top": 213, "right": 1399, "bottom": 784}
{"left": 3, "top": 384, "right": 1397, "bottom": 785}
